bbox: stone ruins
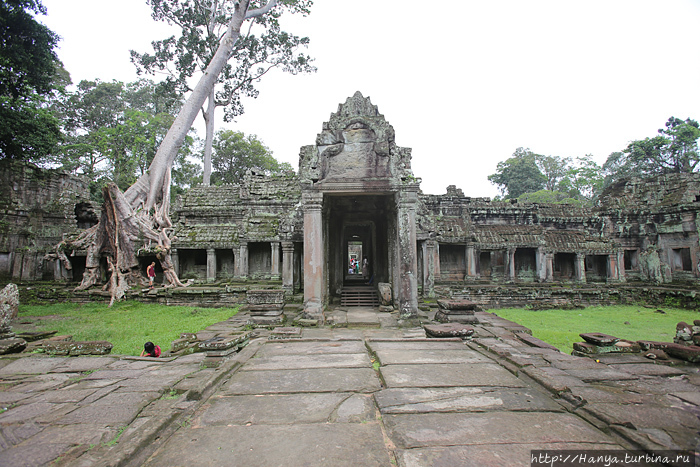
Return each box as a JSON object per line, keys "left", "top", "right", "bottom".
{"left": 2, "top": 92, "right": 700, "bottom": 316}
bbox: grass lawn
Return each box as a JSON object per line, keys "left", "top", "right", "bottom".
{"left": 17, "top": 301, "right": 238, "bottom": 356}
{"left": 493, "top": 305, "right": 699, "bottom": 353}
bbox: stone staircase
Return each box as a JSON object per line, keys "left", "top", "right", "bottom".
{"left": 340, "top": 286, "right": 380, "bottom": 307}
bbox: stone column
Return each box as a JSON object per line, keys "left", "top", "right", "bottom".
{"left": 171, "top": 248, "right": 179, "bottom": 276}
{"left": 270, "top": 241, "right": 281, "bottom": 280}
{"left": 434, "top": 242, "right": 441, "bottom": 278}
{"left": 617, "top": 251, "right": 626, "bottom": 282}
{"left": 282, "top": 241, "right": 294, "bottom": 293}
{"left": 536, "top": 247, "right": 547, "bottom": 282}
{"left": 397, "top": 190, "right": 419, "bottom": 319}
{"left": 423, "top": 239, "right": 436, "bottom": 298}
{"left": 206, "top": 248, "right": 216, "bottom": 283}
{"left": 466, "top": 245, "right": 477, "bottom": 280}
{"left": 607, "top": 253, "right": 620, "bottom": 282}
{"left": 545, "top": 252, "right": 554, "bottom": 282}
{"left": 575, "top": 253, "right": 586, "bottom": 283}
{"left": 238, "top": 242, "right": 248, "bottom": 280}
{"left": 303, "top": 192, "right": 324, "bottom": 317}
{"left": 507, "top": 248, "right": 516, "bottom": 282}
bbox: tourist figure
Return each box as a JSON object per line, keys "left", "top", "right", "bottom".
{"left": 362, "top": 256, "right": 369, "bottom": 276}
{"left": 141, "top": 341, "right": 161, "bottom": 358}
{"left": 147, "top": 262, "right": 156, "bottom": 288}
{"left": 349, "top": 257, "right": 356, "bottom": 274}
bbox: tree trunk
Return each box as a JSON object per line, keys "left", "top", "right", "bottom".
{"left": 202, "top": 89, "right": 216, "bottom": 186}
{"left": 54, "top": 0, "right": 280, "bottom": 306}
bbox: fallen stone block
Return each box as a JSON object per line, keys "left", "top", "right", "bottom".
{"left": 0, "top": 283, "right": 19, "bottom": 322}
{"left": 516, "top": 333, "right": 559, "bottom": 351}
{"left": 434, "top": 310, "right": 479, "bottom": 324}
{"left": 43, "top": 340, "right": 113, "bottom": 356}
{"left": 180, "top": 332, "right": 198, "bottom": 342}
{"left": 0, "top": 337, "right": 27, "bottom": 354}
{"left": 436, "top": 299, "right": 478, "bottom": 311}
{"left": 377, "top": 283, "right": 392, "bottom": 306}
{"left": 424, "top": 323, "right": 474, "bottom": 339}
{"left": 197, "top": 333, "right": 249, "bottom": 352}
{"left": 268, "top": 327, "right": 302, "bottom": 340}
{"left": 15, "top": 330, "right": 58, "bottom": 342}
{"left": 661, "top": 343, "right": 700, "bottom": 363}
{"left": 580, "top": 332, "right": 619, "bottom": 346}
{"left": 573, "top": 339, "right": 640, "bottom": 355}
{"left": 170, "top": 338, "right": 193, "bottom": 353}
{"left": 247, "top": 289, "right": 284, "bottom": 305}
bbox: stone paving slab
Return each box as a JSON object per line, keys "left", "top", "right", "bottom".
{"left": 57, "top": 391, "right": 152, "bottom": 426}
{"left": 375, "top": 386, "right": 563, "bottom": 414}
{"left": 367, "top": 339, "right": 466, "bottom": 351}
{"left": 196, "top": 393, "right": 375, "bottom": 425}
{"left": 0, "top": 357, "right": 67, "bottom": 375}
{"left": 374, "top": 348, "right": 492, "bottom": 365}
{"left": 240, "top": 352, "right": 371, "bottom": 370}
{"left": 143, "top": 423, "right": 393, "bottom": 467}
{"left": 222, "top": 367, "right": 382, "bottom": 394}
{"left": 50, "top": 356, "right": 119, "bottom": 373}
{"left": 0, "top": 440, "right": 75, "bottom": 467}
{"left": 608, "top": 363, "right": 687, "bottom": 377}
{"left": 383, "top": 412, "right": 618, "bottom": 448}
{"left": 381, "top": 363, "right": 526, "bottom": 388}
{"left": 257, "top": 339, "right": 367, "bottom": 356}
{"left": 395, "top": 442, "right": 625, "bottom": 467}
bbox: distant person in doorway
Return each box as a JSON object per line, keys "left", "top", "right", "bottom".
{"left": 362, "top": 256, "right": 369, "bottom": 277}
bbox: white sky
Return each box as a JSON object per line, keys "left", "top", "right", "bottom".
{"left": 39, "top": 0, "right": 700, "bottom": 197}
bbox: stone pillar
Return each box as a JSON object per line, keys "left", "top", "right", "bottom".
{"left": 536, "top": 247, "right": 547, "bottom": 282}
{"left": 466, "top": 245, "right": 477, "bottom": 280}
{"left": 270, "top": 241, "right": 281, "bottom": 280}
{"left": 206, "top": 248, "right": 216, "bottom": 283}
{"left": 282, "top": 241, "right": 294, "bottom": 293}
{"left": 507, "top": 248, "right": 516, "bottom": 282}
{"left": 303, "top": 192, "right": 324, "bottom": 317}
{"left": 576, "top": 253, "right": 586, "bottom": 283}
{"left": 545, "top": 252, "right": 554, "bottom": 282}
{"left": 397, "top": 190, "right": 419, "bottom": 319}
{"left": 171, "top": 248, "right": 179, "bottom": 276}
{"left": 238, "top": 242, "right": 248, "bottom": 280}
{"left": 423, "top": 239, "right": 436, "bottom": 298}
{"left": 617, "top": 251, "right": 626, "bottom": 282}
{"left": 434, "top": 242, "right": 441, "bottom": 278}
{"left": 607, "top": 253, "right": 620, "bottom": 282}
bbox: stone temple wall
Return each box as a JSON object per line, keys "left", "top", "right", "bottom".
{"left": 0, "top": 161, "right": 98, "bottom": 281}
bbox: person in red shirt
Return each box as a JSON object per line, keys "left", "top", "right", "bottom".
{"left": 147, "top": 262, "right": 156, "bottom": 289}
{"left": 141, "top": 341, "right": 161, "bottom": 358}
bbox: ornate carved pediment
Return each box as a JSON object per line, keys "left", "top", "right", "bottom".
{"left": 298, "top": 92, "right": 415, "bottom": 185}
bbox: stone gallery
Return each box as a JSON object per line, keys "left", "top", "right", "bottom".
{"left": 2, "top": 92, "right": 700, "bottom": 317}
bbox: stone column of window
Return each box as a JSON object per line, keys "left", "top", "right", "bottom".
{"left": 545, "top": 252, "right": 554, "bottom": 282}
{"left": 206, "top": 248, "right": 216, "bottom": 283}
{"left": 617, "top": 251, "right": 626, "bottom": 282}
{"left": 434, "top": 242, "right": 441, "bottom": 279}
{"left": 607, "top": 253, "right": 620, "bottom": 282}
{"left": 507, "top": 248, "right": 516, "bottom": 281}
{"left": 466, "top": 245, "right": 477, "bottom": 280}
{"left": 423, "top": 239, "right": 436, "bottom": 298}
{"left": 303, "top": 192, "right": 324, "bottom": 317}
{"left": 397, "top": 190, "right": 419, "bottom": 319}
{"left": 576, "top": 253, "right": 586, "bottom": 282}
{"left": 171, "top": 248, "right": 179, "bottom": 276}
{"left": 238, "top": 242, "right": 248, "bottom": 280}
{"left": 282, "top": 241, "right": 294, "bottom": 293}
{"left": 271, "top": 241, "right": 281, "bottom": 280}
{"left": 536, "top": 247, "right": 547, "bottom": 282}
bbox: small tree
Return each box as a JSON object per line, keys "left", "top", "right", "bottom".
{"left": 211, "top": 130, "right": 291, "bottom": 184}
{"left": 488, "top": 148, "right": 547, "bottom": 199}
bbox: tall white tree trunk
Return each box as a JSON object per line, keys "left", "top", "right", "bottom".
{"left": 202, "top": 89, "right": 216, "bottom": 186}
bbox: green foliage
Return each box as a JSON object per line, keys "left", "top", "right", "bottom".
{"left": 494, "top": 305, "right": 698, "bottom": 352}
{"left": 488, "top": 148, "right": 547, "bottom": 198}
{"left": 52, "top": 79, "right": 199, "bottom": 200}
{"left": 211, "top": 129, "right": 292, "bottom": 184}
{"left": 603, "top": 117, "right": 700, "bottom": 185}
{"left": 0, "top": 0, "right": 63, "bottom": 160}
{"left": 18, "top": 300, "right": 237, "bottom": 355}
{"left": 515, "top": 190, "right": 583, "bottom": 206}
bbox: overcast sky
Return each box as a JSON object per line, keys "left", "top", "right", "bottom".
{"left": 39, "top": 0, "right": 700, "bottom": 197}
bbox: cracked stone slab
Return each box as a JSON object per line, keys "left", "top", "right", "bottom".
{"left": 143, "top": 424, "right": 392, "bottom": 467}
{"left": 196, "top": 393, "right": 374, "bottom": 426}
{"left": 374, "top": 387, "right": 562, "bottom": 414}
{"left": 0, "top": 441, "right": 74, "bottom": 467}
{"left": 607, "top": 363, "right": 687, "bottom": 377}
{"left": 257, "top": 340, "right": 366, "bottom": 357}
{"left": 380, "top": 363, "right": 525, "bottom": 388}
{"left": 383, "top": 412, "right": 617, "bottom": 448}
{"left": 564, "top": 367, "right": 638, "bottom": 382}
{"left": 367, "top": 340, "right": 465, "bottom": 352}
{"left": 373, "top": 349, "right": 492, "bottom": 365}
{"left": 395, "top": 442, "right": 624, "bottom": 467}
{"left": 50, "top": 356, "right": 119, "bottom": 373}
{"left": 222, "top": 367, "right": 382, "bottom": 394}
{"left": 241, "top": 353, "right": 371, "bottom": 370}
{"left": 0, "top": 357, "right": 67, "bottom": 375}
{"left": 57, "top": 391, "right": 152, "bottom": 426}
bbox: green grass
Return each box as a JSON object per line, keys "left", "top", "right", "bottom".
{"left": 493, "top": 305, "right": 699, "bottom": 352}
{"left": 18, "top": 301, "right": 238, "bottom": 356}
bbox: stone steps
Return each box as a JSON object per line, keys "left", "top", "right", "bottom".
{"left": 340, "top": 286, "right": 380, "bottom": 307}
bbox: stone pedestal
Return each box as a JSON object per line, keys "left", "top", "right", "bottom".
{"left": 247, "top": 289, "right": 285, "bottom": 325}
{"left": 434, "top": 299, "right": 479, "bottom": 324}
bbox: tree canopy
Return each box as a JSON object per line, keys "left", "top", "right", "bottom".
{"left": 211, "top": 129, "right": 292, "bottom": 184}
{"left": 0, "top": 0, "right": 63, "bottom": 160}
{"left": 488, "top": 148, "right": 547, "bottom": 199}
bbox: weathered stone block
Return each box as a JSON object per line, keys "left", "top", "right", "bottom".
{"left": 437, "top": 299, "right": 478, "bottom": 311}
{"left": 180, "top": 332, "right": 198, "bottom": 342}
{"left": 170, "top": 338, "right": 192, "bottom": 352}
{"left": 43, "top": 340, "right": 113, "bottom": 356}
{"left": 580, "top": 332, "right": 619, "bottom": 346}
{"left": 424, "top": 323, "right": 474, "bottom": 339}
{"left": 0, "top": 283, "right": 19, "bottom": 323}
{"left": 377, "top": 283, "right": 392, "bottom": 306}
{"left": 434, "top": 310, "right": 479, "bottom": 324}
{"left": 247, "top": 289, "right": 285, "bottom": 305}
{"left": 0, "top": 337, "right": 27, "bottom": 354}
{"left": 197, "top": 333, "right": 249, "bottom": 351}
